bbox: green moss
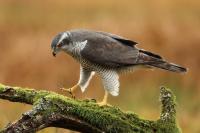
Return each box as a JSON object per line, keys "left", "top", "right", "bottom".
{"left": 0, "top": 84, "right": 6, "bottom": 92}
{"left": 0, "top": 84, "right": 181, "bottom": 133}
{"left": 160, "top": 87, "right": 177, "bottom": 123}
{"left": 36, "top": 93, "right": 179, "bottom": 132}
{"left": 155, "top": 120, "right": 180, "bottom": 133}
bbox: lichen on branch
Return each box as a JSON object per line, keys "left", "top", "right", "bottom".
{"left": 0, "top": 84, "right": 181, "bottom": 133}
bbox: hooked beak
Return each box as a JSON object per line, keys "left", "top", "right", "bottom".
{"left": 52, "top": 51, "right": 56, "bottom": 57}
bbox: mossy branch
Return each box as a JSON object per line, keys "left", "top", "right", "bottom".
{"left": 0, "top": 84, "right": 180, "bottom": 133}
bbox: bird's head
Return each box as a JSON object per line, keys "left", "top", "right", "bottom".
{"left": 51, "top": 32, "right": 72, "bottom": 57}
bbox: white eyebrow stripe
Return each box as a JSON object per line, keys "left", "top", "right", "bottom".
{"left": 58, "top": 32, "right": 68, "bottom": 44}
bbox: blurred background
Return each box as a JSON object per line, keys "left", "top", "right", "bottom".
{"left": 0, "top": 0, "right": 199, "bottom": 132}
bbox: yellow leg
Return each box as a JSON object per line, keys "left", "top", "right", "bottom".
{"left": 60, "top": 84, "right": 79, "bottom": 99}
{"left": 97, "top": 90, "right": 109, "bottom": 106}
{"left": 68, "top": 84, "right": 79, "bottom": 92}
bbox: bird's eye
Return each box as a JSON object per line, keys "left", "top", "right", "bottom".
{"left": 57, "top": 42, "right": 63, "bottom": 48}
{"left": 57, "top": 38, "right": 70, "bottom": 48}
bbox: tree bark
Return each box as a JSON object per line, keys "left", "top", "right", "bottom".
{"left": 0, "top": 83, "right": 180, "bottom": 133}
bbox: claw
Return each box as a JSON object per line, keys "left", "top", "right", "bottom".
{"left": 97, "top": 101, "right": 108, "bottom": 106}
{"left": 59, "top": 84, "right": 79, "bottom": 99}
{"left": 60, "top": 87, "right": 76, "bottom": 99}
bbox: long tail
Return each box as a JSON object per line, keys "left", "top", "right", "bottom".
{"left": 150, "top": 61, "right": 187, "bottom": 73}
{"left": 138, "top": 49, "right": 187, "bottom": 73}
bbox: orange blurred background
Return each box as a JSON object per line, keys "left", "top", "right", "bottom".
{"left": 0, "top": 0, "right": 199, "bottom": 132}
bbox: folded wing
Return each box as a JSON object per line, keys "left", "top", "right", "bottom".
{"left": 80, "top": 33, "right": 140, "bottom": 68}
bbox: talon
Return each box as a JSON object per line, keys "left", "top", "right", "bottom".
{"left": 97, "top": 101, "right": 108, "bottom": 106}
{"left": 67, "top": 88, "right": 76, "bottom": 99}
{"left": 59, "top": 87, "right": 67, "bottom": 91}
{"left": 59, "top": 84, "right": 79, "bottom": 99}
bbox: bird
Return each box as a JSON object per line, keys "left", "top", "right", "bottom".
{"left": 51, "top": 29, "right": 187, "bottom": 106}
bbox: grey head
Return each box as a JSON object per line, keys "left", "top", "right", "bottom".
{"left": 51, "top": 32, "right": 72, "bottom": 56}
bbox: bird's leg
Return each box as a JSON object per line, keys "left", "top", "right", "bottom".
{"left": 97, "top": 90, "right": 109, "bottom": 106}
{"left": 67, "top": 84, "right": 79, "bottom": 99}
{"left": 60, "top": 84, "right": 79, "bottom": 99}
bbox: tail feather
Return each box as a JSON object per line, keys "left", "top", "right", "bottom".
{"left": 138, "top": 50, "right": 187, "bottom": 73}
{"left": 150, "top": 62, "right": 187, "bottom": 73}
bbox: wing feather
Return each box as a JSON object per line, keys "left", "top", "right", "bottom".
{"left": 70, "top": 29, "right": 162, "bottom": 68}
{"left": 97, "top": 31, "right": 138, "bottom": 47}
{"left": 80, "top": 33, "right": 139, "bottom": 67}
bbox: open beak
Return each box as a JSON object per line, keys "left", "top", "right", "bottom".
{"left": 52, "top": 51, "right": 56, "bottom": 57}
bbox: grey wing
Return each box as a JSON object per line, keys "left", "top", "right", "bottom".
{"left": 70, "top": 29, "right": 138, "bottom": 47}
{"left": 80, "top": 34, "right": 140, "bottom": 68}
{"left": 96, "top": 31, "right": 138, "bottom": 47}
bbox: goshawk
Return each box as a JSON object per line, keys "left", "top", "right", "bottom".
{"left": 51, "top": 29, "right": 187, "bottom": 106}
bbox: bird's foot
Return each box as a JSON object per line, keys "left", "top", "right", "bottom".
{"left": 97, "top": 101, "right": 110, "bottom": 107}
{"left": 97, "top": 90, "right": 110, "bottom": 106}
{"left": 60, "top": 87, "right": 75, "bottom": 99}
{"left": 60, "top": 84, "right": 79, "bottom": 99}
